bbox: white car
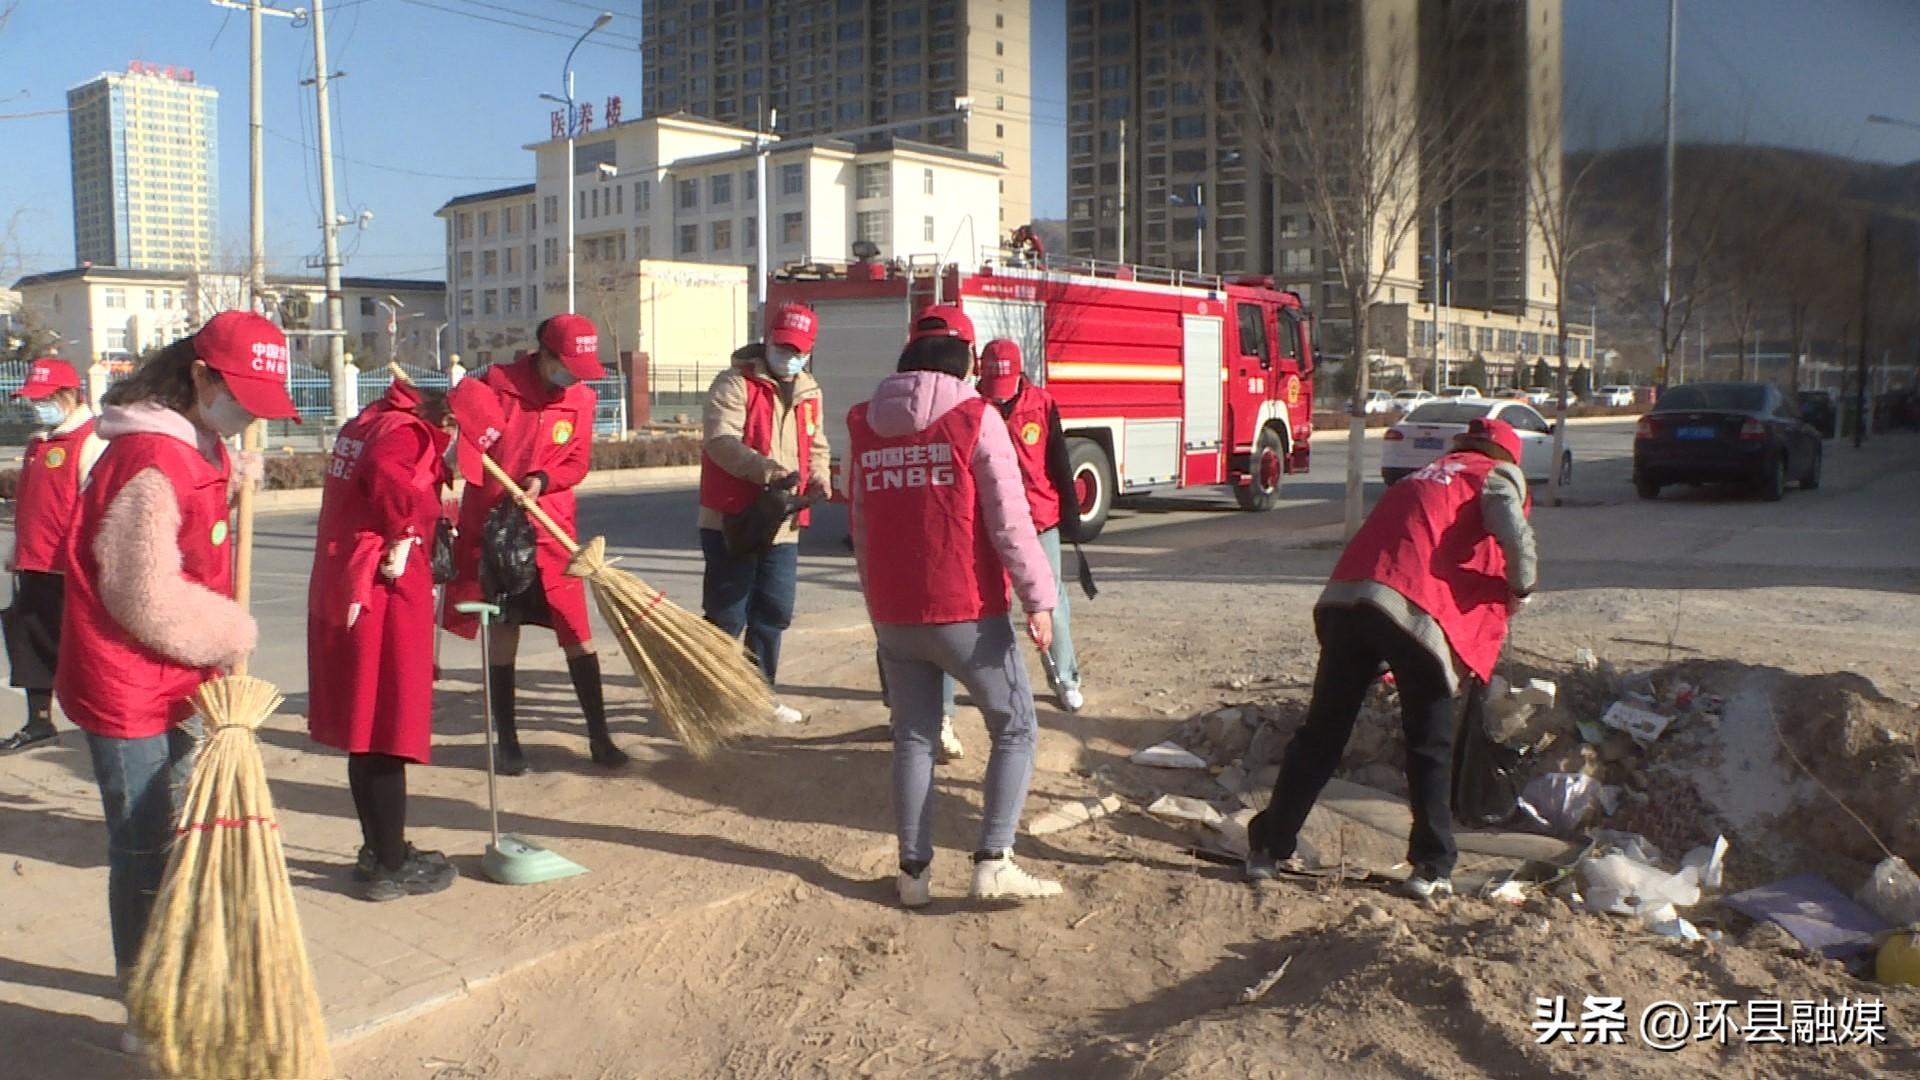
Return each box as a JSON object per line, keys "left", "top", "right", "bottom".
{"left": 1391, "top": 389, "right": 1435, "bottom": 412}
{"left": 1363, "top": 389, "right": 1397, "bottom": 415}
{"left": 1438, "top": 385, "right": 1483, "bottom": 400}
{"left": 1381, "top": 399, "right": 1573, "bottom": 486}
{"left": 1596, "top": 385, "right": 1636, "bottom": 408}
{"left": 1525, "top": 386, "right": 1554, "bottom": 407}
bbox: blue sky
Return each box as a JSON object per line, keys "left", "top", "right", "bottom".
{"left": 1, "top": 0, "right": 1916, "bottom": 285}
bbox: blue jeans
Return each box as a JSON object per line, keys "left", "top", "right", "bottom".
{"left": 700, "top": 529, "right": 799, "bottom": 684}
{"left": 85, "top": 724, "right": 197, "bottom": 976}
{"left": 941, "top": 527, "right": 1078, "bottom": 715}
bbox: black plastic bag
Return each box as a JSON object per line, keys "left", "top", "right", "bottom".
{"left": 430, "top": 518, "right": 457, "bottom": 585}
{"left": 721, "top": 473, "right": 800, "bottom": 558}
{"left": 479, "top": 500, "right": 539, "bottom": 603}
{"left": 1450, "top": 678, "right": 1525, "bottom": 828}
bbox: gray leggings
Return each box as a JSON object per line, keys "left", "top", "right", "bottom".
{"left": 875, "top": 616, "right": 1038, "bottom": 867}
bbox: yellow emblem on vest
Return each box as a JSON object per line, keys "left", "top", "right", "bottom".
{"left": 1020, "top": 421, "right": 1042, "bottom": 446}
{"left": 44, "top": 447, "right": 67, "bottom": 469}
{"left": 552, "top": 420, "right": 575, "bottom": 445}
{"left": 211, "top": 520, "right": 229, "bottom": 547}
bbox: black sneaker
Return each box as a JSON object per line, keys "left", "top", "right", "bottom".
{"left": 362, "top": 850, "right": 459, "bottom": 902}
{"left": 496, "top": 740, "right": 530, "bottom": 776}
{"left": 589, "top": 738, "right": 631, "bottom": 770}
{"left": 0, "top": 724, "right": 58, "bottom": 754}
{"left": 354, "top": 844, "right": 449, "bottom": 883}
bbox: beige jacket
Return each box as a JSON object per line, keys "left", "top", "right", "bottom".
{"left": 699, "top": 348, "right": 831, "bottom": 544}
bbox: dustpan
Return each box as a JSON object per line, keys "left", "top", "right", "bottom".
{"left": 457, "top": 601, "right": 588, "bottom": 885}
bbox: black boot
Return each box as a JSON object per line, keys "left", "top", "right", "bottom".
{"left": 489, "top": 664, "right": 529, "bottom": 775}
{"left": 568, "top": 653, "right": 629, "bottom": 769}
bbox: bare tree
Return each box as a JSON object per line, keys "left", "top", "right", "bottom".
{"left": 1523, "top": 127, "right": 1604, "bottom": 506}
{"left": 1220, "top": 0, "right": 1488, "bottom": 536}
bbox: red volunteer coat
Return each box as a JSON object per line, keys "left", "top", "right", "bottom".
{"left": 56, "top": 432, "right": 233, "bottom": 739}
{"left": 10, "top": 418, "right": 97, "bottom": 572}
{"left": 443, "top": 355, "right": 595, "bottom": 645}
{"left": 698, "top": 370, "right": 820, "bottom": 528}
{"left": 848, "top": 397, "right": 1006, "bottom": 625}
{"left": 999, "top": 383, "right": 1062, "bottom": 533}
{"left": 1329, "top": 452, "right": 1521, "bottom": 682}
{"left": 307, "top": 383, "right": 451, "bottom": 763}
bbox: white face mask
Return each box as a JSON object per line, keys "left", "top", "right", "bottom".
{"left": 768, "top": 344, "right": 809, "bottom": 377}
{"left": 32, "top": 401, "right": 66, "bottom": 426}
{"left": 203, "top": 388, "right": 254, "bottom": 438}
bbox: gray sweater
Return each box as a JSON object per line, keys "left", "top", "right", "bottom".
{"left": 1318, "top": 460, "right": 1537, "bottom": 693}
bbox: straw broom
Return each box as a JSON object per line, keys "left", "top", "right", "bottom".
{"left": 477, "top": 453, "right": 771, "bottom": 758}
{"left": 125, "top": 417, "right": 333, "bottom": 1078}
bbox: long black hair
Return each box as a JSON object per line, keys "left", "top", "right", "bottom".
{"left": 102, "top": 334, "right": 204, "bottom": 412}
{"left": 896, "top": 336, "right": 971, "bottom": 379}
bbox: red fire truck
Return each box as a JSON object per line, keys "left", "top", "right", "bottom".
{"left": 769, "top": 251, "right": 1316, "bottom": 540}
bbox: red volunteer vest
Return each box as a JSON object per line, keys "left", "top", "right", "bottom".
{"left": 314, "top": 390, "right": 446, "bottom": 620}
{"left": 998, "top": 383, "right": 1060, "bottom": 532}
{"left": 57, "top": 431, "right": 234, "bottom": 739}
{"left": 849, "top": 398, "right": 1005, "bottom": 625}
{"left": 699, "top": 372, "right": 818, "bottom": 528}
{"left": 1329, "top": 452, "right": 1520, "bottom": 682}
{"left": 11, "top": 418, "right": 97, "bottom": 572}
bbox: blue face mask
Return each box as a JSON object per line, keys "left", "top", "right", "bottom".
{"left": 33, "top": 401, "right": 66, "bottom": 427}
{"left": 769, "top": 345, "right": 808, "bottom": 378}
{"left": 544, "top": 357, "right": 579, "bottom": 388}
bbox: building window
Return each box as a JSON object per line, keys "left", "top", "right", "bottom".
{"left": 636, "top": 225, "right": 652, "bottom": 257}
{"left": 479, "top": 211, "right": 493, "bottom": 238}
{"left": 504, "top": 205, "right": 519, "bottom": 233}
{"left": 529, "top": 285, "right": 538, "bottom": 312}
{"left": 1172, "top": 114, "right": 1207, "bottom": 139}
{"left": 857, "top": 210, "right": 889, "bottom": 245}
{"left": 482, "top": 290, "right": 498, "bottom": 316}
{"left": 781, "top": 163, "right": 804, "bottom": 197}
{"left": 782, "top": 211, "right": 804, "bottom": 244}
{"left": 544, "top": 195, "right": 559, "bottom": 225}
{"left": 504, "top": 246, "right": 518, "bottom": 274}
{"left": 527, "top": 244, "right": 537, "bottom": 273}
{"left": 711, "top": 219, "right": 732, "bottom": 252}
{"left": 613, "top": 185, "right": 623, "bottom": 214}
{"left": 857, "top": 162, "right": 889, "bottom": 198}
{"left": 636, "top": 180, "right": 652, "bottom": 212}
{"left": 923, "top": 215, "right": 935, "bottom": 242}
{"left": 578, "top": 191, "right": 587, "bottom": 219}
{"left": 506, "top": 287, "right": 522, "bottom": 314}
{"left": 711, "top": 173, "right": 732, "bottom": 205}
{"left": 459, "top": 290, "right": 474, "bottom": 317}
{"left": 544, "top": 238, "right": 558, "bottom": 266}
{"left": 743, "top": 169, "right": 756, "bottom": 200}
{"left": 482, "top": 250, "right": 499, "bottom": 277}
{"left": 742, "top": 218, "right": 756, "bottom": 256}
{"left": 679, "top": 179, "right": 698, "bottom": 209}
{"left": 359, "top": 296, "right": 376, "bottom": 316}
{"left": 457, "top": 212, "right": 473, "bottom": 239}
{"left": 679, "top": 224, "right": 699, "bottom": 255}
{"left": 103, "top": 287, "right": 126, "bottom": 309}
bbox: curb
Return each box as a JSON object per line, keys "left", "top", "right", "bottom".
{"left": 254, "top": 463, "right": 701, "bottom": 514}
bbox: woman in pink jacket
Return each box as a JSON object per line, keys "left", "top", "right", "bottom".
{"left": 847, "top": 305, "right": 1061, "bottom": 909}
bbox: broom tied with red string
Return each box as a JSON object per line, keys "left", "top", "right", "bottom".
{"left": 478, "top": 453, "right": 771, "bottom": 758}
{"left": 125, "top": 414, "right": 333, "bottom": 1078}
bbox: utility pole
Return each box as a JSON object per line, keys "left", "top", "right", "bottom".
{"left": 306, "top": 0, "right": 351, "bottom": 426}
{"left": 1658, "top": 0, "right": 1678, "bottom": 391}
{"left": 1430, "top": 204, "right": 1441, "bottom": 393}
{"left": 1117, "top": 118, "right": 1126, "bottom": 265}
{"left": 1855, "top": 226, "right": 1871, "bottom": 449}
{"left": 209, "top": 0, "right": 296, "bottom": 308}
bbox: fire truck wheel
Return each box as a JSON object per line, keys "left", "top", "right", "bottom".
{"left": 1067, "top": 438, "right": 1113, "bottom": 541}
{"left": 1234, "top": 425, "right": 1287, "bottom": 512}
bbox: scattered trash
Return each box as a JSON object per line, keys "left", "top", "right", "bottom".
{"left": 1069, "top": 908, "right": 1103, "bottom": 931}
{"left": 1027, "top": 794, "right": 1123, "bottom": 837}
{"left": 1879, "top": 929, "right": 1920, "bottom": 987}
{"left": 1580, "top": 848, "right": 1701, "bottom": 920}
{"left": 1214, "top": 763, "right": 1249, "bottom": 796}
{"left": 1575, "top": 719, "right": 1609, "bottom": 745}
{"left": 1573, "top": 648, "right": 1599, "bottom": 671}
{"left": 1724, "top": 875, "right": 1890, "bottom": 958}
{"left": 1130, "top": 741, "right": 1209, "bottom": 769}
{"left": 1239, "top": 955, "right": 1294, "bottom": 1004}
{"left": 1681, "top": 836, "right": 1729, "bottom": 891}
{"left": 1484, "top": 880, "right": 1529, "bottom": 905}
{"left": 1599, "top": 701, "right": 1673, "bottom": 746}
{"left": 1856, "top": 856, "right": 1920, "bottom": 928}
{"left": 1212, "top": 808, "right": 1256, "bottom": 859}
{"left": 1649, "top": 915, "right": 1705, "bottom": 942}
{"left": 1146, "top": 794, "right": 1226, "bottom": 827}
{"left": 1516, "top": 772, "right": 1604, "bottom": 836}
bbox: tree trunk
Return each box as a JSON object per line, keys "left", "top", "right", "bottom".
{"left": 1549, "top": 299, "right": 1570, "bottom": 508}
{"left": 1344, "top": 297, "right": 1370, "bottom": 539}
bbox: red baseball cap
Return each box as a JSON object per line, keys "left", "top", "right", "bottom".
{"left": 977, "top": 339, "right": 1023, "bottom": 400}
{"left": 13, "top": 357, "right": 80, "bottom": 400}
{"left": 910, "top": 303, "right": 974, "bottom": 346}
{"left": 196, "top": 310, "right": 299, "bottom": 421}
{"left": 1460, "top": 416, "right": 1523, "bottom": 464}
{"left": 539, "top": 313, "right": 605, "bottom": 381}
{"left": 446, "top": 377, "right": 509, "bottom": 486}
{"left": 768, "top": 302, "right": 819, "bottom": 353}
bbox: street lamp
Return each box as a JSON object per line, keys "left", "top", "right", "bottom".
{"left": 1167, "top": 150, "right": 1240, "bottom": 275}
{"left": 541, "top": 11, "right": 615, "bottom": 314}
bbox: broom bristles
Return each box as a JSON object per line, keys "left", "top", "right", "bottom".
{"left": 126, "top": 674, "right": 333, "bottom": 1079}
{"left": 567, "top": 537, "right": 772, "bottom": 759}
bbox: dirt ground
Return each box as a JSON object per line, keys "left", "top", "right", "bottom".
{"left": 330, "top": 514, "right": 1920, "bottom": 1079}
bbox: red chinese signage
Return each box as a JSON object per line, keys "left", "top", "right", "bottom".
{"left": 128, "top": 61, "right": 195, "bottom": 82}
{"left": 543, "top": 96, "right": 629, "bottom": 139}
{"left": 605, "top": 95, "right": 622, "bottom": 125}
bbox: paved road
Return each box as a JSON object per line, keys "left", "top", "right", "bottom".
{"left": 14, "top": 419, "right": 1920, "bottom": 731}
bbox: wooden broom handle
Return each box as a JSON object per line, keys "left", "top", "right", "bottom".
{"left": 231, "top": 418, "right": 262, "bottom": 677}
{"left": 478, "top": 452, "right": 583, "bottom": 556}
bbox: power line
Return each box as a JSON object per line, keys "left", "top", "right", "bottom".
{"left": 440, "top": 0, "right": 642, "bottom": 41}
{"left": 397, "top": 0, "right": 641, "bottom": 51}
{"left": 264, "top": 126, "right": 525, "bottom": 181}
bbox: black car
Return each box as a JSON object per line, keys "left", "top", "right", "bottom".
{"left": 1633, "top": 383, "right": 1822, "bottom": 501}
{"left": 1796, "top": 389, "right": 1838, "bottom": 439}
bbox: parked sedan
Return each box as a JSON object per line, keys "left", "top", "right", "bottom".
{"left": 1596, "top": 385, "right": 1637, "bottom": 408}
{"left": 1632, "top": 382, "right": 1822, "bottom": 501}
{"left": 1381, "top": 399, "right": 1572, "bottom": 486}
{"left": 1438, "top": 385, "right": 1483, "bottom": 400}
{"left": 1391, "top": 389, "right": 1435, "bottom": 412}
{"left": 1363, "top": 389, "right": 1397, "bottom": 415}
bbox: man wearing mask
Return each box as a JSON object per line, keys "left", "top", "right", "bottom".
{"left": 444, "top": 314, "right": 627, "bottom": 775}
{"left": 698, "top": 301, "right": 831, "bottom": 725}
{"left": 3, "top": 358, "right": 106, "bottom": 752}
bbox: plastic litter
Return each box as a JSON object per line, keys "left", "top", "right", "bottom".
{"left": 1682, "top": 836, "right": 1730, "bottom": 892}
{"left": 1581, "top": 849, "right": 1701, "bottom": 918}
{"left": 1516, "top": 772, "right": 1604, "bottom": 836}
{"left": 1484, "top": 880, "right": 1529, "bottom": 905}
{"left": 1212, "top": 808, "right": 1257, "bottom": 859}
{"left": 1130, "top": 741, "right": 1208, "bottom": 769}
{"left": 1855, "top": 856, "right": 1920, "bottom": 929}
{"left": 1576, "top": 719, "right": 1609, "bottom": 745}
{"left": 1026, "top": 794, "right": 1123, "bottom": 837}
{"left": 1145, "top": 794, "right": 1226, "bottom": 827}
{"left": 1573, "top": 648, "right": 1599, "bottom": 671}
{"left": 1599, "top": 701, "right": 1673, "bottom": 746}
{"left": 1725, "top": 875, "right": 1889, "bottom": 958}
{"left": 1879, "top": 929, "right": 1920, "bottom": 987}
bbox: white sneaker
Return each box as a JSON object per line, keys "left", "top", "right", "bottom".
{"left": 119, "top": 1028, "right": 144, "bottom": 1057}
{"left": 897, "top": 868, "right": 932, "bottom": 908}
{"left": 938, "top": 715, "right": 965, "bottom": 762}
{"left": 1058, "top": 686, "right": 1085, "bottom": 713}
{"left": 1398, "top": 875, "right": 1454, "bottom": 903}
{"left": 969, "top": 855, "right": 1063, "bottom": 901}
{"left": 771, "top": 702, "right": 805, "bottom": 725}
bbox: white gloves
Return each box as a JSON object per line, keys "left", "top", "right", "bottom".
{"left": 380, "top": 537, "right": 418, "bottom": 581}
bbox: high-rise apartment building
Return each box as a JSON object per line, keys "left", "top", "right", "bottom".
{"left": 640, "top": 0, "right": 1033, "bottom": 231}
{"left": 67, "top": 63, "right": 219, "bottom": 271}
{"left": 1066, "top": 1, "right": 1580, "bottom": 382}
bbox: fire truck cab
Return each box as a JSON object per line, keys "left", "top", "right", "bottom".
{"left": 770, "top": 250, "right": 1315, "bottom": 540}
